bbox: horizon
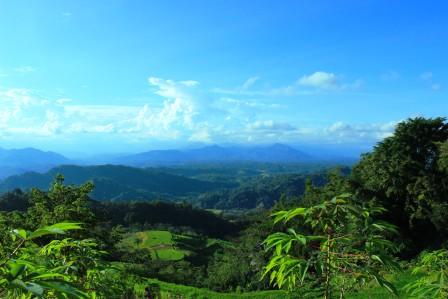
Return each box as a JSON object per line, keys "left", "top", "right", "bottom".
{"left": 0, "top": 141, "right": 367, "bottom": 161}
{"left": 1, "top": 1, "right": 447, "bottom": 155}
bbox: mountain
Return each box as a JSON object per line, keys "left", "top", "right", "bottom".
{"left": 0, "top": 147, "right": 71, "bottom": 179}
{"left": 0, "top": 165, "right": 235, "bottom": 201}
{"left": 116, "top": 143, "right": 312, "bottom": 166}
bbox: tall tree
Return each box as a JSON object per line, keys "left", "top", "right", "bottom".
{"left": 352, "top": 117, "right": 448, "bottom": 253}
{"left": 27, "top": 175, "right": 95, "bottom": 233}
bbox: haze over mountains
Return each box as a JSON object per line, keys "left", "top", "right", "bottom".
{"left": 0, "top": 143, "right": 356, "bottom": 181}
{"left": 0, "top": 147, "right": 71, "bottom": 179}
{"left": 115, "top": 143, "right": 313, "bottom": 166}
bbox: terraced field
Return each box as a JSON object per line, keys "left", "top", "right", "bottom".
{"left": 119, "top": 230, "right": 232, "bottom": 261}
{"left": 119, "top": 230, "right": 187, "bottom": 260}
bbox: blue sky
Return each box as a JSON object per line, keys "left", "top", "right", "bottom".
{"left": 0, "top": 0, "right": 447, "bottom": 156}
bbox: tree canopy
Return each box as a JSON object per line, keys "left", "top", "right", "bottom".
{"left": 352, "top": 117, "right": 448, "bottom": 253}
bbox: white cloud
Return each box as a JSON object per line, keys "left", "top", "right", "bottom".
{"left": 247, "top": 120, "right": 296, "bottom": 131}
{"left": 241, "top": 76, "right": 259, "bottom": 90}
{"left": 326, "top": 121, "right": 397, "bottom": 141}
{"left": 56, "top": 98, "right": 72, "bottom": 105}
{"left": 220, "top": 98, "right": 286, "bottom": 109}
{"left": 189, "top": 127, "right": 212, "bottom": 143}
{"left": 298, "top": 71, "right": 338, "bottom": 89}
{"left": 298, "top": 71, "right": 362, "bottom": 91}
{"left": 41, "top": 110, "right": 60, "bottom": 135}
{"left": 0, "top": 75, "right": 394, "bottom": 148}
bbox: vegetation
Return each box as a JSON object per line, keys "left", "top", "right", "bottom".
{"left": 264, "top": 194, "right": 398, "bottom": 298}
{"left": 119, "top": 230, "right": 187, "bottom": 261}
{"left": 0, "top": 165, "right": 235, "bottom": 201}
{"left": 352, "top": 117, "right": 448, "bottom": 254}
{"left": 403, "top": 249, "right": 448, "bottom": 298}
{"left": 0, "top": 117, "right": 447, "bottom": 298}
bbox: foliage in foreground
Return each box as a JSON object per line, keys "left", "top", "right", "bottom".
{"left": 403, "top": 249, "right": 448, "bottom": 298}
{"left": 0, "top": 222, "right": 140, "bottom": 298}
{"left": 264, "top": 194, "right": 399, "bottom": 299}
{"left": 0, "top": 222, "right": 88, "bottom": 298}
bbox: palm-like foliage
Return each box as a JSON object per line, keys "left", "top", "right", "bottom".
{"left": 403, "top": 249, "right": 448, "bottom": 298}
{"left": 263, "top": 194, "right": 399, "bottom": 298}
{"left": 0, "top": 222, "right": 91, "bottom": 298}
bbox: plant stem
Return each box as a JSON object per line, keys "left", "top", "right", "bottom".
{"left": 0, "top": 238, "right": 26, "bottom": 267}
{"left": 324, "top": 232, "right": 332, "bottom": 299}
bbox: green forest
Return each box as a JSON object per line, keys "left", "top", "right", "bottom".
{"left": 1, "top": 117, "right": 448, "bottom": 298}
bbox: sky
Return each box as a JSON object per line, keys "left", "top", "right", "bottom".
{"left": 0, "top": 0, "right": 447, "bottom": 157}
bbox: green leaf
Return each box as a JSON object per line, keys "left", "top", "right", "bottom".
{"left": 28, "top": 222, "right": 82, "bottom": 239}
{"left": 8, "top": 263, "right": 26, "bottom": 279}
{"left": 12, "top": 229, "right": 27, "bottom": 240}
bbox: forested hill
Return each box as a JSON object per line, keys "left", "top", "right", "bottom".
{"left": 0, "top": 165, "right": 235, "bottom": 201}
{"left": 196, "top": 173, "right": 328, "bottom": 209}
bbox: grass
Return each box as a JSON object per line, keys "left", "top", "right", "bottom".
{"left": 346, "top": 270, "right": 419, "bottom": 299}
{"left": 129, "top": 270, "right": 419, "bottom": 299}
{"left": 119, "top": 229, "right": 234, "bottom": 262}
{"left": 136, "top": 279, "right": 292, "bottom": 299}
{"left": 119, "top": 230, "right": 188, "bottom": 261}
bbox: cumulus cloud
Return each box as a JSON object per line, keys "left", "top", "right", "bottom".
{"left": 298, "top": 71, "right": 362, "bottom": 91}
{"left": 247, "top": 120, "right": 296, "bottom": 131}
{"left": 0, "top": 75, "right": 396, "bottom": 147}
{"left": 298, "top": 71, "right": 338, "bottom": 89}
{"left": 325, "top": 121, "right": 397, "bottom": 141}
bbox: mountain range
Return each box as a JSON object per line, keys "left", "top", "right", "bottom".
{"left": 115, "top": 143, "right": 312, "bottom": 166}
{"left": 0, "top": 143, "right": 344, "bottom": 181}
{"left": 0, "top": 147, "right": 71, "bottom": 179}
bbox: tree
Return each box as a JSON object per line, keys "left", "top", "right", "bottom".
{"left": 27, "top": 175, "right": 95, "bottom": 234}
{"left": 263, "top": 194, "right": 399, "bottom": 298}
{"left": 352, "top": 117, "right": 448, "bottom": 253}
{"left": 301, "top": 167, "right": 351, "bottom": 208}
{"left": 439, "top": 141, "right": 448, "bottom": 173}
{"left": 0, "top": 189, "right": 29, "bottom": 212}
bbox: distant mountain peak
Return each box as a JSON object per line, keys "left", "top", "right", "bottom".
{"left": 0, "top": 147, "right": 70, "bottom": 180}
{"left": 116, "top": 143, "right": 312, "bottom": 166}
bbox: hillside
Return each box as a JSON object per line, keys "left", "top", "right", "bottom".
{"left": 196, "top": 173, "right": 327, "bottom": 209}
{"left": 0, "top": 147, "right": 70, "bottom": 179}
{"left": 0, "top": 165, "right": 235, "bottom": 201}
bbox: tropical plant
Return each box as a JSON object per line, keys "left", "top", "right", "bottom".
{"left": 0, "top": 222, "right": 89, "bottom": 298}
{"left": 403, "top": 249, "right": 448, "bottom": 298}
{"left": 263, "top": 194, "right": 399, "bottom": 299}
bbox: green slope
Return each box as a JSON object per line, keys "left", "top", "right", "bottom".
{"left": 0, "top": 164, "right": 234, "bottom": 200}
